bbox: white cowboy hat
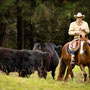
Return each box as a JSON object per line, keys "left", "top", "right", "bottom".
{"left": 74, "top": 12, "right": 85, "bottom": 18}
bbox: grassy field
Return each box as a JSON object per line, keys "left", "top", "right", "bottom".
{"left": 0, "top": 63, "right": 90, "bottom": 90}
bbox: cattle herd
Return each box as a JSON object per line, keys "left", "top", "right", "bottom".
{"left": 0, "top": 43, "right": 62, "bottom": 79}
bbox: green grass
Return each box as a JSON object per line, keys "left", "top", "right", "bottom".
{"left": 0, "top": 64, "right": 90, "bottom": 90}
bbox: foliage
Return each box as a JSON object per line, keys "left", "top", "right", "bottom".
{"left": 0, "top": 0, "right": 90, "bottom": 48}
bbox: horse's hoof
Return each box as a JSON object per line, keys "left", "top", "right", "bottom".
{"left": 57, "top": 78, "right": 63, "bottom": 81}
{"left": 64, "top": 79, "right": 68, "bottom": 82}
{"left": 72, "top": 79, "right": 76, "bottom": 83}
{"left": 84, "top": 79, "right": 87, "bottom": 82}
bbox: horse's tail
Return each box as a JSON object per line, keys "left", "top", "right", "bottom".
{"left": 57, "top": 57, "right": 66, "bottom": 81}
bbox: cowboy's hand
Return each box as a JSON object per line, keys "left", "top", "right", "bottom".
{"left": 80, "top": 28, "right": 85, "bottom": 31}
{"left": 81, "top": 29, "right": 85, "bottom": 32}
{"left": 80, "top": 28, "right": 86, "bottom": 33}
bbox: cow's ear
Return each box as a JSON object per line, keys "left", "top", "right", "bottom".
{"left": 42, "top": 52, "right": 49, "bottom": 57}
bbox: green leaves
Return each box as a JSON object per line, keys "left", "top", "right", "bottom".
{"left": 0, "top": 0, "right": 90, "bottom": 48}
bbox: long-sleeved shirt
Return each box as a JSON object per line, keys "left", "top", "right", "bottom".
{"left": 68, "top": 20, "right": 90, "bottom": 39}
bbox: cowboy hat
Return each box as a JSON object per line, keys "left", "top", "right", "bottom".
{"left": 74, "top": 12, "right": 85, "bottom": 18}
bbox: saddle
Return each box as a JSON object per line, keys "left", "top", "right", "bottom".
{"left": 69, "top": 39, "right": 79, "bottom": 52}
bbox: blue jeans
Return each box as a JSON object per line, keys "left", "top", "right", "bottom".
{"left": 71, "top": 51, "right": 75, "bottom": 55}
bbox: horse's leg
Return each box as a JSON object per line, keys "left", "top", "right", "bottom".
{"left": 52, "top": 69, "right": 55, "bottom": 79}
{"left": 80, "top": 64, "right": 87, "bottom": 81}
{"left": 64, "top": 65, "right": 74, "bottom": 81}
{"left": 57, "top": 58, "right": 66, "bottom": 81}
{"left": 70, "top": 70, "right": 74, "bottom": 81}
{"left": 64, "top": 66, "right": 72, "bottom": 81}
{"left": 64, "top": 67, "right": 69, "bottom": 81}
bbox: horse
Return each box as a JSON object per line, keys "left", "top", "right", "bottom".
{"left": 57, "top": 32, "right": 90, "bottom": 81}
{"left": 76, "top": 33, "right": 90, "bottom": 81}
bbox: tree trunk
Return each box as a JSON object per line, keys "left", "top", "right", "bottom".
{"left": 29, "top": 23, "right": 34, "bottom": 49}
{"left": 0, "top": 23, "right": 3, "bottom": 46}
{"left": 17, "top": 11, "right": 22, "bottom": 49}
{"left": 4, "top": 25, "right": 9, "bottom": 48}
{"left": 0, "top": 23, "right": 6, "bottom": 47}
{"left": 17, "top": 2, "right": 24, "bottom": 49}
{"left": 21, "top": 19, "right": 24, "bottom": 49}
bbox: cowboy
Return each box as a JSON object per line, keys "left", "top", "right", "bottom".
{"left": 68, "top": 12, "right": 90, "bottom": 66}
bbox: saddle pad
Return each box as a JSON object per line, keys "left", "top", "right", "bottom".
{"left": 69, "top": 39, "right": 79, "bottom": 52}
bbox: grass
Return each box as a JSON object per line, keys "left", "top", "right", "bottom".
{"left": 0, "top": 63, "right": 90, "bottom": 90}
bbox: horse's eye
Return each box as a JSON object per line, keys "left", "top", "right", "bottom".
{"left": 80, "top": 35, "right": 82, "bottom": 38}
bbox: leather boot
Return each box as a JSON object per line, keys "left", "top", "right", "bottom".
{"left": 70, "top": 55, "right": 75, "bottom": 69}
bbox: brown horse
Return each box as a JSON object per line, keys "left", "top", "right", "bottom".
{"left": 76, "top": 33, "right": 90, "bottom": 81}
{"left": 57, "top": 41, "right": 74, "bottom": 81}
{"left": 57, "top": 33, "right": 90, "bottom": 81}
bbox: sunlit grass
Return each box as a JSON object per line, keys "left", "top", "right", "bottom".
{"left": 0, "top": 63, "right": 90, "bottom": 90}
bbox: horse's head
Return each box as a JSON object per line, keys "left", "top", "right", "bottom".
{"left": 79, "top": 33, "right": 88, "bottom": 54}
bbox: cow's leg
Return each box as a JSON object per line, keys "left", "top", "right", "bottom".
{"left": 52, "top": 69, "right": 55, "bottom": 79}
{"left": 41, "top": 66, "right": 47, "bottom": 79}
{"left": 80, "top": 64, "right": 87, "bottom": 81}
{"left": 18, "top": 69, "right": 26, "bottom": 77}
{"left": 43, "top": 70, "right": 47, "bottom": 79}
{"left": 43, "top": 72, "right": 47, "bottom": 79}
{"left": 5, "top": 68, "right": 10, "bottom": 75}
{"left": 5, "top": 71, "right": 9, "bottom": 75}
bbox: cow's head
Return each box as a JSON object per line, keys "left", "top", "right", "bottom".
{"left": 34, "top": 50, "right": 49, "bottom": 78}
{"left": 33, "top": 43, "right": 41, "bottom": 51}
{"left": 20, "top": 51, "right": 35, "bottom": 77}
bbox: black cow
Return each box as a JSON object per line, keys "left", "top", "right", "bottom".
{"left": 33, "top": 43, "right": 62, "bottom": 79}
{"left": 0, "top": 47, "right": 48, "bottom": 77}
{"left": 20, "top": 50, "right": 48, "bottom": 77}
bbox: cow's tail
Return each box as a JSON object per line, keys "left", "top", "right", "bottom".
{"left": 57, "top": 58, "right": 66, "bottom": 81}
